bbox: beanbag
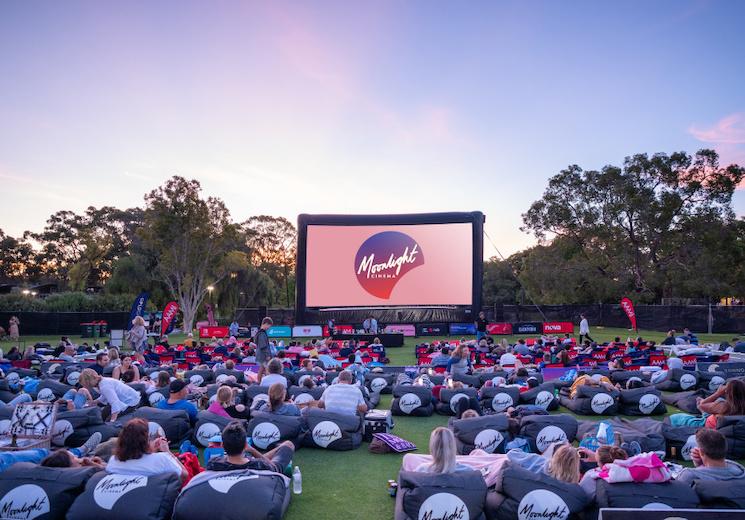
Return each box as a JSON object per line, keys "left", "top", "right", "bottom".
{"left": 287, "top": 385, "right": 323, "bottom": 406}
{"left": 41, "top": 361, "right": 68, "bottom": 379}
{"left": 130, "top": 407, "right": 193, "bottom": 447}
{"left": 63, "top": 365, "right": 84, "bottom": 386}
{"left": 185, "top": 369, "right": 214, "bottom": 387}
{"left": 390, "top": 385, "right": 434, "bottom": 417}
{"left": 172, "top": 469, "right": 291, "bottom": 520}
{"left": 479, "top": 386, "right": 521, "bottom": 413}
{"left": 247, "top": 412, "right": 304, "bottom": 450}
{"left": 578, "top": 417, "right": 666, "bottom": 453}
{"left": 661, "top": 389, "right": 706, "bottom": 414}
{"left": 452, "top": 373, "right": 481, "bottom": 388}
{"left": 194, "top": 410, "right": 238, "bottom": 447}
{"left": 395, "top": 470, "right": 487, "bottom": 520}
{"left": 52, "top": 407, "right": 104, "bottom": 447}
{"left": 302, "top": 408, "right": 363, "bottom": 450}
{"left": 519, "top": 414, "right": 578, "bottom": 453}
{"left": 244, "top": 385, "right": 271, "bottom": 410}
{"left": 490, "top": 465, "right": 589, "bottom": 520}
{"left": 618, "top": 386, "right": 666, "bottom": 416}
{"left": 559, "top": 385, "right": 619, "bottom": 415}
{"left": 7, "top": 368, "right": 36, "bottom": 379}
{"left": 694, "top": 479, "right": 745, "bottom": 508}
{"left": 697, "top": 370, "right": 727, "bottom": 392}
{"left": 653, "top": 368, "right": 698, "bottom": 391}
{"left": 214, "top": 369, "right": 246, "bottom": 385}
{"left": 595, "top": 479, "right": 700, "bottom": 509}
{"left": 435, "top": 388, "right": 479, "bottom": 416}
{"left": 0, "top": 463, "right": 97, "bottom": 520}
{"left": 365, "top": 373, "right": 394, "bottom": 394}
{"left": 450, "top": 414, "right": 512, "bottom": 454}
{"left": 33, "top": 379, "right": 72, "bottom": 402}
{"left": 147, "top": 387, "right": 169, "bottom": 407}
{"left": 717, "top": 415, "right": 745, "bottom": 459}
{"left": 64, "top": 422, "right": 121, "bottom": 449}
{"left": 66, "top": 471, "right": 181, "bottom": 520}
{"left": 610, "top": 370, "right": 651, "bottom": 386}
{"left": 477, "top": 371, "right": 509, "bottom": 387}
{"left": 519, "top": 383, "right": 558, "bottom": 411}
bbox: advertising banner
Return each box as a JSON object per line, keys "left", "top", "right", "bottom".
{"left": 697, "top": 361, "right": 745, "bottom": 379}
{"left": 416, "top": 323, "right": 448, "bottom": 336}
{"left": 127, "top": 292, "right": 149, "bottom": 331}
{"left": 199, "top": 326, "right": 229, "bottom": 339}
{"left": 383, "top": 324, "right": 416, "bottom": 336}
{"left": 160, "top": 301, "right": 179, "bottom": 337}
{"left": 542, "top": 322, "right": 574, "bottom": 334}
{"left": 292, "top": 325, "right": 323, "bottom": 338}
{"left": 449, "top": 323, "right": 477, "bottom": 335}
{"left": 620, "top": 297, "right": 637, "bottom": 331}
{"left": 486, "top": 322, "right": 513, "bottom": 335}
{"left": 267, "top": 326, "right": 293, "bottom": 338}
{"left": 513, "top": 322, "right": 542, "bottom": 335}
{"left": 323, "top": 324, "right": 354, "bottom": 337}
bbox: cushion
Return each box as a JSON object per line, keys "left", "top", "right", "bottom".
{"left": 395, "top": 470, "right": 487, "bottom": 520}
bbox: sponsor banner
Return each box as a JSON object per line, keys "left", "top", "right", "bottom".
{"left": 486, "top": 322, "right": 512, "bottom": 335}
{"left": 513, "top": 322, "right": 542, "bottom": 334}
{"left": 620, "top": 297, "right": 637, "bottom": 330}
{"left": 599, "top": 509, "right": 742, "bottom": 520}
{"left": 160, "top": 301, "right": 179, "bottom": 337}
{"left": 543, "top": 321, "right": 574, "bottom": 334}
{"left": 199, "top": 326, "right": 229, "bottom": 338}
{"left": 127, "top": 292, "right": 149, "bottom": 330}
{"left": 322, "top": 324, "right": 354, "bottom": 337}
{"left": 267, "top": 326, "right": 292, "bottom": 338}
{"left": 697, "top": 361, "right": 745, "bottom": 379}
{"left": 416, "top": 323, "right": 448, "bottom": 336}
{"left": 383, "top": 324, "right": 416, "bottom": 336}
{"left": 292, "top": 325, "right": 323, "bottom": 338}
{"left": 449, "top": 323, "right": 477, "bottom": 335}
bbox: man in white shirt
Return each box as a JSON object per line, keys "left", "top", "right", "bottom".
{"left": 319, "top": 370, "right": 367, "bottom": 416}
{"left": 58, "top": 344, "right": 77, "bottom": 362}
{"left": 579, "top": 314, "right": 593, "bottom": 343}
{"left": 499, "top": 350, "right": 517, "bottom": 368}
{"left": 79, "top": 368, "right": 141, "bottom": 422}
{"left": 260, "top": 358, "right": 288, "bottom": 387}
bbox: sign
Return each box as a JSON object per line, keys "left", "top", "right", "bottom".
{"left": 198, "top": 326, "right": 229, "bottom": 339}
{"left": 543, "top": 321, "right": 574, "bottom": 334}
{"left": 292, "top": 325, "right": 323, "bottom": 338}
{"left": 160, "top": 301, "right": 179, "bottom": 337}
{"left": 599, "top": 509, "right": 743, "bottom": 520}
{"left": 312, "top": 420, "right": 342, "bottom": 448}
{"left": 486, "top": 322, "right": 513, "bottom": 335}
{"left": 620, "top": 297, "right": 637, "bottom": 331}
{"left": 416, "top": 323, "right": 448, "bottom": 336}
{"left": 383, "top": 324, "right": 416, "bottom": 336}
{"left": 323, "top": 324, "right": 354, "bottom": 337}
{"left": 127, "top": 292, "right": 149, "bottom": 330}
{"left": 267, "top": 326, "right": 292, "bottom": 338}
{"left": 697, "top": 362, "right": 745, "bottom": 379}
{"left": 355, "top": 231, "right": 424, "bottom": 299}
{"left": 541, "top": 367, "right": 575, "bottom": 381}
{"left": 0, "top": 484, "right": 50, "bottom": 520}
{"left": 513, "top": 322, "right": 542, "bottom": 334}
{"left": 93, "top": 475, "right": 147, "bottom": 510}
{"left": 449, "top": 323, "right": 477, "bottom": 335}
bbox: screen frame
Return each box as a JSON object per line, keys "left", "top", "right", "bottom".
{"left": 295, "top": 212, "right": 484, "bottom": 323}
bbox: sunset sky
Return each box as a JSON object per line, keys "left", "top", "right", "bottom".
{"left": 1, "top": 0, "right": 744, "bottom": 256}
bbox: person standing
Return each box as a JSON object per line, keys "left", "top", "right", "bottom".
{"left": 474, "top": 311, "right": 487, "bottom": 342}
{"left": 8, "top": 316, "right": 20, "bottom": 341}
{"left": 327, "top": 318, "right": 336, "bottom": 337}
{"left": 127, "top": 316, "right": 148, "bottom": 364}
{"left": 579, "top": 314, "right": 593, "bottom": 343}
{"left": 229, "top": 319, "right": 240, "bottom": 338}
{"left": 363, "top": 316, "right": 378, "bottom": 335}
{"left": 255, "top": 317, "right": 273, "bottom": 381}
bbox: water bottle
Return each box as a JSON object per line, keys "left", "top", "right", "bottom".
{"left": 292, "top": 466, "right": 302, "bottom": 494}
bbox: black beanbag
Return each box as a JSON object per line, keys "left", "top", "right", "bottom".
{"left": 450, "top": 414, "right": 511, "bottom": 454}
{"left": 595, "top": 479, "right": 700, "bottom": 509}
{"left": 0, "top": 463, "right": 97, "bottom": 520}
{"left": 479, "top": 386, "right": 521, "bottom": 413}
{"left": 67, "top": 471, "right": 181, "bottom": 520}
{"left": 694, "top": 479, "right": 745, "bottom": 509}
{"left": 618, "top": 386, "right": 666, "bottom": 416}
{"left": 215, "top": 369, "right": 246, "bottom": 385}
{"left": 287, "top": 385, "right": 323, "bottom": 406}
{"left": 247, "top": 412, "right": 304, "bottom": 450}
{"left": 34, "top": 379, "right": 72, "bottom": 402}
{"left": 185, "top": 369, "right": 214, "bottom": 387}
{"left": 194, "top": 410, "right": 238, "bottom": 447}
{"left": 653, "top": 368, "right": 698, "bottom": 391}
{"left": 244, "top": 385, "right": 271, "bottom": 410}
{"left": 578, "top": 417, "right": 666, "bottom": 453}
{"left": 519, "top": 414, "right": 578, "bottom": 453}
{"left": 559, "top": 385, "right": 618, "bottom": 415}
{"left": 52, "top": 407, "right": 104, "bottom": 447}
{"left": 435, "top": 388, "right": 479, "bottom": 416}
{"left": 303, "top": 408, "right": 363, "bottom": 450}
{"left": 395, "top": 470, "right": 487, "bottom": 520}
{"left": 519, "top": 383, "right": 558, "bottom": 411}
{"left": 697, "top": 370, "right": 727, "bottom": 392}
{"left": 365, "top": 373, "right": 394, "bottom": 394}
{"left": 172, "top": 470, "right": 291, "bottom": 520}
{"left": 130, "top": 407, "right": 193, "bottom": 447}
{"left": 717, "top": 415, "right": 745, "bottom": 459}
{"left": 390, "top": 385, "right": 434, "bottom": 417}
{"left": 609, "top": 370, "right": 651, "bottom": 386}
{"left": 477, "top": 371, "right": 509, "bottom": 386}
{"left": 661, "top": 389, "right": 707, "bottom": 414}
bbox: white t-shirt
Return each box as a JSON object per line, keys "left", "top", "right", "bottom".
{"left": 579, "top": 319, "right": 590, "bottom": 335}
{"left": 260, "top": 374, "right": 288, "bottom": 387}
{"left": 106, "top": 452, "right": 182, "bottom": 476}
{"left": 97, "top": 377, "right": 142, "bottom": 414}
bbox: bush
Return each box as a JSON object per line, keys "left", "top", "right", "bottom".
{"left": 0, "top": 292, "right": 135, "bottom": 312}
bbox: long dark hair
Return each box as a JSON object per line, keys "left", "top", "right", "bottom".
{"left": 115, "top": 418, "right": 150, "bottom": 462}
{"left": 724, "top": 380, "right": 745, "bottom": 416}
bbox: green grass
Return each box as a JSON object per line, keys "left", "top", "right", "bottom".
{"left": 0, "top": 326, "right": 732, "bottom": 519}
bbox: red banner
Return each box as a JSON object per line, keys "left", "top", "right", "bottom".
{"left": 620, "top": 297, "right": 637, "bottom": 331}
{"left": 322, "top": 324, "right": 354, "bottom": 337}
{"left": 199, "top": 326, "right": 230, "bottom": 338}
{"left": 160, "top": 301, "right": 180, "bottom": 337}
{"left": 543, "top": 322, "right": 574, "bottom": 334}
{"left": 486, "top": 323, "right": 513, "bottom": 335}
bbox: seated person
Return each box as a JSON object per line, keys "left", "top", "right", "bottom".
{"left": 676, "top": 429, "right": 745, "bottom": 484}
{"left": 40, "top": 449, "right": 106, "bottom": 471}
{"left": 90, "top": 352, "right": 110, "bottom": 375}
{"left": 569, "top": 373, "right": 614, "bottom": 399}
{"left": 578, "top": 445, "right": 628, "bottom": 499}
{"left": 112, "top": 356, "right": 140, "bottom": 382}
{"left": 318, "top": 370, "right": 367, "bottom": 415}
{"left": 260, "top": 358, "right": 288, "bottom": 387}
{"left": 207, "top": 386, "right": 235, "bottom": 419}
{"left": 509, "top": 367, "right": 530, "bottom": 386}
{"left": 156, "top": 379, "right": 198, "bottom": 423}
{"left": 414, "top": 427, "right": 470, "bottom": 473}
{"left": 206, "top": 421, "right": 295, "bottom": 474}
{"left": 506, "top": 442, "right": 581, "bottom": 484}
{"left": 430, "top": 347, "right": 451, "bottom": 368}
{"left": 256, "top": 383, "right": 301, "bottom": 416}
{"left": 58, "top": 343, "right": 77, "bottom": 362}
{"left": 106, "top": 419, "right": 187, "bottom": 481}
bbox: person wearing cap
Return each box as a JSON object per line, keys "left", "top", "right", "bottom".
{"left": 156, "top": 379, "right": 198, "bottom": 424}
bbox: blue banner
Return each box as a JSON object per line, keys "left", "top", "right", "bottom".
{"left": 127, "top": 292, "right": 149, "bottom": 330}
{"left": 267, "top": 325, "right": 292, "bottom": 338}
{"left": 449, "top": 323, "right": 477, "bottom": 335}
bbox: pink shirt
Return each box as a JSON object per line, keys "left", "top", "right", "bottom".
{"left": 207, "top": 401, "right": 231, "bottom": 419}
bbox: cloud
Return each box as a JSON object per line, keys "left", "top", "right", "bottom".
{"left": 689, "top": 113, "right": 745, "bottom": 187}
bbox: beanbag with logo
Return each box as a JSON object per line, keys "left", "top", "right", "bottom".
{"left": 0, "top": 463, "right": 97, "bottom": 520}
{"left": 247, "top": 412, "right": 304, "bottom": 450}
{"left": 193, "top": 410, "right": 238, "bottom": 448}
{"left": 694, "top": 479, "right": 745, "bottom": 509}
{"left": 65, "top": 422, "right": 121, "bottom": 449}
{"left": 518, "top": 383, "right": 558, "bottom": 411}
{"left": 7, "top": 368, "right": 37, "bottom": 380}
{"left": 559, "top": 385, "right": 619, "bottom": 416}
{"left": 395, "top": 470, "right": 487, "bottom": 520}
{"left": 41, "top": 362, "right": 68, "bottom": 380}
{"left": 519, "top": 414, "right": 577, "bottom": 453}
{"left": 609, "top": 370, "right": 651, "bottom": 386}
{"left": 390, "top": 385, "right": 434, "bottom": 417}
{"left": 184, "top": 369, "right": 214, "bottom": 388}
{"left": 287, "top": 385, "right": 323, "bottom": 407}
{"left": 435, "top": 387, "right": 479, "bottom": 416}
{"left": 52, "top": 407, "right": 104, "bottom": 447}
{"left": 479, "top": 386, "right": 521, "bottom": 413}
{"left": 578, "top": 417, "right": 666, "bottom": 453}
{"left": 653, "top": 368, "right": 698, "bottom": 392}
{"left": 32, "top": 379, "right": 72, "bottom": 403}
{"left": 716, "top": 415, "right": 745, "bottom": 459}
{"left": 477, "top": 371, "right": 510, "bottom": 387}
{"left": 61, "top": 365, "right": 84, "bottom": 387}
{"left": 595, "top": 479, "right": 699, "bottom": 509}
{"left": 129, "top": 407, "right": 193, "bottom": 447}
{"left": 244, "top": 385, "right": 271, "bottom": 411}
{"left": 364, "top": 373, "right": 394, "bottom": 394}
{"left": 450, "top": 414, "right": 511, "bottom": 455}
{"left": 66, "top": 471, "right": 181, "bottom": 520}
{"left": 214, "top": 369, "right": 245, "bottom": 385}
{"left": 172, "top": 469, "right": 291, "bottom": 520}
{"left": 490, "top": 465, "right": 589, "bottom": 520}
{"left": 302, "top": 408, "right": 363, "bottom": 450}
{"left": 697, "top": 370, "right": 727, "bottom": 392}
{"left": 146, "top": 387, "right": 169, "bottom": 407}
{"left": 619, "top": 386, "right": 666, "bottom": 416}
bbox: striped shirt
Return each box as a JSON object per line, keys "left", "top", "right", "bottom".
{"left": 321, "top": 383, "right": 365, "bottom": 415}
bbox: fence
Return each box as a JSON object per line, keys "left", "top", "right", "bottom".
{"left": 0, "top": 312, "right": 130, "bottom": 336}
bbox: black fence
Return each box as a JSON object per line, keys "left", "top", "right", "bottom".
{"left": 0, "top": 312, "right": 130, "bottom": 336}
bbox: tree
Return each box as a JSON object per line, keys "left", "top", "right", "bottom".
{"left": 242, "top": 216, "right": 297, "bottom": 306}
{"left": 482, "top": 257, "right": 520, "bottom": 305}
{"left": 522, "top": 149, "right": 744, "bottom": 301}
{"left": 138, "top": 176, "right": 248, "bottom": 332}
{"left": 0, "top": 229, "right": 36, "bottom": 282}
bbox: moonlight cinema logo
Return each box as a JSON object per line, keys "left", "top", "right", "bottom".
{"left": 354, "top": 231, "right": 424, "bottom": 299}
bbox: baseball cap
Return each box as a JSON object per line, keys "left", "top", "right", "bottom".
{"left": 169, "top": 379, "right": 188, "bottom": 393}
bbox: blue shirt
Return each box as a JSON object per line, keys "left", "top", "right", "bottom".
{"left": 157, "top": 398, "right": 198, "bottom": 422}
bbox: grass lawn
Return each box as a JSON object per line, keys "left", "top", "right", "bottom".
{"left": 0, "top": 326, "right": 732, "bottom": 519}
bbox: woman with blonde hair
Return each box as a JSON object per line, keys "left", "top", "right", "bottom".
{"left": 206, "top": 386, "right": 234, "bottom": 419}
{"left": 107, "top": 348, "right": 121, "bottom": 368}
{"left": 415, "top": 427, "right": 469, "bottom": 473}
{"left": 447, "top": 344, "right": 471, "bottom": 376}
{"left": 127, "top": 316, "right": 148, "bottom": 363}
{"left": 546, "top": 444, "right": 581, "bottom": 484}
{"left": 78, "top": 368, "right": 141, "bottom": 422}
{"left": 256, "top": 383, "right": 301, "bottom": 416}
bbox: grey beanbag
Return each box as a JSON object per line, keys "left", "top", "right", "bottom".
{"left": 436, "top": 388, "right": 479, "bottom": 416}
{"left": 595, "top": 479, "right": 700, "bottom": 509}
{"left": 479, "top": 386, "right": 521, "bottom": 413}
{"left": 694, "top": 479, "right": 745, "bottom": 509}
{"left": 578, "top": 417, "right": 666, "bottom": 453}
{"left": 717, "top": 415, "right": 745, "bottom": 459}
{"left": 247, "top": 412, "right": 304, "bottom": 450}
{"left": 519, "top": 414, "right": 578, "bottom": 453}
{"left": 185, "top": 369, "right": 214, "bottom": 387}
{"left": 287, "top": 385, "right": 324, "bottom": 406}
{"left": 194, "top": 410, "right": 238, "bottom": 447}
{"left": 391, "top": 385, "right": 434, "bottom": 417}
{"left": 450, "top": 414, "right": 512, "bottom": 454}
{"left": 395, "top": 470, "right": 487, "bottom": 520}
{"left": 653, "top": 368, "right": 698, "bottom": 392}
{"left": 619, "top": 386, "right": 666, "bottom": 416}
{"left": 129, "top": 407, "right": 193, "bottom": 447}
{"left": 365, "top": 373, "right": 395, "bottom": 394}
{"left": 559, "top": 385, "right": 619, "bottom": 416}
{"left": 302, "top": 408, "right": 363, "bottom": 450}
{"left": 519, "top": 383, "right": 558, "bottom": 411}
{"left": 34, "top": 378, "right": 73, "bottom": 402}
